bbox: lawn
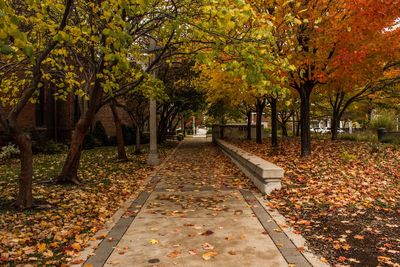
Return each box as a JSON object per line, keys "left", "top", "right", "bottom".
{"left": 231, "top": 138, "right": 400, "bottom": 267}
{"left": 0, "top": 142, "right": 177, "bottom": 265}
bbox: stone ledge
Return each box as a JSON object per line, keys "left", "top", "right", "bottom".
{"left": 216, "top": 139, "right": 283, "bottom": 194}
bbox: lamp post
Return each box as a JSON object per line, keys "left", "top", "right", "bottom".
{"left": 147, "top": 39, "right": 159, "bottom": 165}
{"left": 147, "top": 98, "right": 159, "bottom": 165}
{"left": 192, "top": 116, "right": 196, "bottom": 136}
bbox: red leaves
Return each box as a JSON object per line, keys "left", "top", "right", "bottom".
{"left": 232, "top": 139, "right": 400, "bottom": 265}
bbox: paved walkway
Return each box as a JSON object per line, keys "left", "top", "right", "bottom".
{"left": 85, "top": 138, "right": 310, "bottom": 267}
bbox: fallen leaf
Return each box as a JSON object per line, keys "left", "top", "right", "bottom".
{"left": 202, "top": 243, "right": 214, "bottom": 250}
{"left": 201, "top": 230, "right": 214, "bottom": 236}
{"left": 202, "top": 251, "right": 218, "bottom": 260}
{"left": 167, "top": 250, "right": 181, "bottom": 259}
{"left": 148, "top": 239, "right": 159, "bottom": 245}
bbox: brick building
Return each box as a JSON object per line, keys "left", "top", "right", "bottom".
{"left": 0, "top": 89, "right": 132, "bottom": 145}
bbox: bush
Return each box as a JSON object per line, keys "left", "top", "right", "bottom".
{"left": 121, "top": 125, "right": 135, "bottom": 145}
{"left": 32, "top": 140, "right": 68, "bottom": 154}
{"left": 0, "top": 144, "right": 19, "bottom": 162}
{"left": 91, "top": 121, "right": 109, "bottom": 146}
{"left": 338, "top": 132, "right": 377, "bottom": 143}
{"left": 381, "top": 135, "right": 400, "bottom": 145}
{"left": 108, "top": 136, "right": 117, "bottom": 146}
{"left": 83, "top": 134, "right": 97, "bottom": 150}
{"left": 370, "top": 114, "right": 397, "bottom": 131}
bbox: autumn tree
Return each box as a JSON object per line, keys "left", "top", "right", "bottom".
{"left": 249, "top": 0, "right": 400, "bottom": 156}
{"left": 0, "top": 0, "right": 74, "bottom": 208}
{"left": 156, "top": 61, "right": 205, "bottom": 143}
{"left": 57, "top": 0, "right": 191, "bottom": 183}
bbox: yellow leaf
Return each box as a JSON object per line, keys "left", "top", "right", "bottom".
{"left": 202, "top": 251, "right": 218, "bottom": 260}
{"left": 148, "top": 239, "right": 159, "bottom": 245}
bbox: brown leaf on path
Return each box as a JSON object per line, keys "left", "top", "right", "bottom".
{"left": 202, "top": 243, "right": 214, "bottom": 250}
{"left": 234, "top": 210, "right": 243, "bottom": 215}
{"left": 201, "top": 230, "right": 214, "bottom": 236}
{"left": 188, "top": 249, "right": 198, "bottom": 255}
{"left": 167, "top": 250, "right": 181, "bottom": 259}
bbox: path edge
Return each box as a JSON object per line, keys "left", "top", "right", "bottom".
{"left": 215, "top": 140, "right": 330, "bottom": 267}
{"left": 70, "top": 141, "right": 183, "bottom": 266}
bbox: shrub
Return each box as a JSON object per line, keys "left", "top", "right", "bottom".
{"left": 108, "top": 136, "right": 117, "bottom": 146}
{"left": 0, "top": 144, "right": 20, "bottom": 162}
{"left": 121, "top": 125, "right": 135, "bottom": 145}
{"left": 41, "top": 141, "right": 68, "bottom": 154}
{"left": 370, "top": 114, "right": 396, "bottom": 131}
{"left": 338, "top": 133, "right": 358, "bottom": 141}
{"left": 381, "top": 135, "right": 400, "bottom": 145}
{"left": 83, "top": 134, "right": 97, "bottom": 150}
{"left": 32, "top": 140, "right": 68, "bottom": 154}
{"left": 338, "top": 132, "right": 377, "bottom": 143}
{"left": 91, "top": 121, "right": 109, "bottom": 146}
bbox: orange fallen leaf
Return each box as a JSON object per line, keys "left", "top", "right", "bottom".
{"left": 71, "top": 243, "right": 81, "bottom": 251}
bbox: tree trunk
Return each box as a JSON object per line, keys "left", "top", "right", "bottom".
{"left": 58, "top": 78, "right": 104, "bottom": 183}
{"left": 256, "top": 99, "right": 265, "bottom": 144}
{"left": 299, "top": 88, "right": 311, "bottom": 157}
{"left": 13, "top": 129, "right": 33, "bottom": 209}
{"left": 246, "top": 110, "right": 252, "bottom": 140}
{"left": 331, "top": 113, "right": 339, "bottom": 141}
{"left": 135, "top": 124, "right": 142, "bottom": 154}
{"left": 181, "top": 114, "right": 186, "bottom": 137}
{"left": 110, "top": 101, "right": 128, "bottom": 161}
{"left": 296, "top": 119, "right": 301, "bottom": 137}
{"left": 270, "top": 98, "right": 278, "bottom": 147}
{"left": 282, "top": 123, "right": 288, "bottom": 137}
{"left": 292, "top": 114, "right": 296, "bottom": 136}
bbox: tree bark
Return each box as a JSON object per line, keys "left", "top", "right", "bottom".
{"left": 299, "top": 88, "right": 312, "bottom": 157}
{"left": 270, "top": 97, "right": 278, "bottom": 147}
{"left": 296, "top": 118, "right": 301, "bottom": 137}
{"left": 331, "top": 113, "right": 339, "bottom": 141}
{"left": 58, "top": 77, "right": 104, "bottom": 183}
{"left": 256, "top": 99, "right": 266, "bottom": 144}
{"left": 135, "top": 124, "right": 142, "bottom": 154}
{"left": 12, "top": 128, "right": 33, "bottom": 209}
{"left": 181, "top": 114, "right": 186, "bottom": 137}
{"left": 110, "top": 101, "right": 128, "bottom": 161}
{"left": 281, "top": 123, "right": 288, "bottom": 137}
{"left": 246, "top": 110, "right": 252, "bottom": 140}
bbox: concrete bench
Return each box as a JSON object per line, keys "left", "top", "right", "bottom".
{"left": 216, "top": 139, "right": 283, "bottom": 194}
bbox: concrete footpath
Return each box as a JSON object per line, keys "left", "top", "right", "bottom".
{"left": 84, "top": 138, "right": 312, "bottom": 267}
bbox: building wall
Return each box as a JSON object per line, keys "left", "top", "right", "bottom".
{"left": 95, "top": 104, "right": 133, "bottom": 137}
{"left": 1, "top": 92, "right": 136, "bottom": 144}
{"left": 0, "top": 104, "right": 36, "bottom": 131}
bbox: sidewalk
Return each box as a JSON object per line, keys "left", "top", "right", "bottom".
{"left": 84, "top": 138, "right": 311, "bottom": 267}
